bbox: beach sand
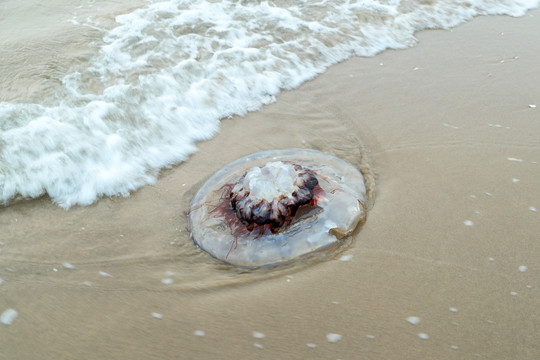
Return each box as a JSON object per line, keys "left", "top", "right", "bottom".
{"left": 1, "top": 9, "right": 539, "bottom": 360}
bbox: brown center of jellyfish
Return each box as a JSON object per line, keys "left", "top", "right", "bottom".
{"left": 229, "top": 161, "right": 318, "bottom": 229}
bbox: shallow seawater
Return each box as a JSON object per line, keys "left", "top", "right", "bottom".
{"left": 0, "top": 138, "right": 375, "bottom": 290}
{"left": 0, "top": 0, "right": 538, "bottom": 289}
{"left": 1, "top": 0, "right": 538, "bottom": 208}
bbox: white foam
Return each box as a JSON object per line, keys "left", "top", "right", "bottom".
{"left": 339, "top": 254, "right": 353, "bottom": 262}
{"left": 194, "top": 330, "right": 205, "bottom": 337}
{"left": 152, "top": 312, "right": 163, "bottom": 319}
{"left": 464, "top": 220, "right": 474, "bottom": 227}
{"left": 0, "top": 309, "right": 18, "bottom": 325}
{"left": 407, "top": 316, "right": 421, "bottom": 325}
{"left": 326, "top": 333, "right": 342, "bottom": 343}
{"left": 2, "top": 0, "right": 538, "bottom": 207}
{"left": 519, "top": 265, "right": 528, "bottom": 272}
{"left": 253, "top": 331, "right": 265, "bottom": 339}
{"left": 418, "top": 333, "right": 430, "bottom": 340}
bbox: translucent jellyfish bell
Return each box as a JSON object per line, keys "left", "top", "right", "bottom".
{"left": 189, "top": 149, "right": 367, "bottom": 267}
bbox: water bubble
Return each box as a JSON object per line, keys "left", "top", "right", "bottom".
{"left": 0, "top": 309, "right": 18, "bottom": 325}
{"left": 253, "top": 331, "right": 265, "bottom": 339}
{"left": 326, "top": 333, "right": 342, "bottom": 343}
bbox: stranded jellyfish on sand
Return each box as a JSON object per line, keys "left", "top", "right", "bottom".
{"left": 189, "top": 149, "right": 368, "bottom": 267}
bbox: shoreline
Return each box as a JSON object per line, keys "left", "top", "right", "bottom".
{"left": 1, "top": 9, "right": 539, "bottom": 359}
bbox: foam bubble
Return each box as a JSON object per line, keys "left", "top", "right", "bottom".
{"left": 1, "top": 309, "right": 18, "bottom": 325}
{"left": 407, "top": 316, "right": 421, "bottom": 325}
{"left": 326, "top": 333, "right": 342, "bottom": 343}
{"left": 339, "top": 254, "right": 353, "bottom": 262}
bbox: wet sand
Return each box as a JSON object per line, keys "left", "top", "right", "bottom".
{"left": 1, "top": 9, "right": 539, "bottom": 360}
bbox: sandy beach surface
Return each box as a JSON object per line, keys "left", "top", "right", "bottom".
{"left": 1, "top": 9, "right": 539, "bottom": 360}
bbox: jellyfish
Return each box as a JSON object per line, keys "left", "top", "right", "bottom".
{"left": 189, "top": 149, "right": 368, "bottom": 267}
